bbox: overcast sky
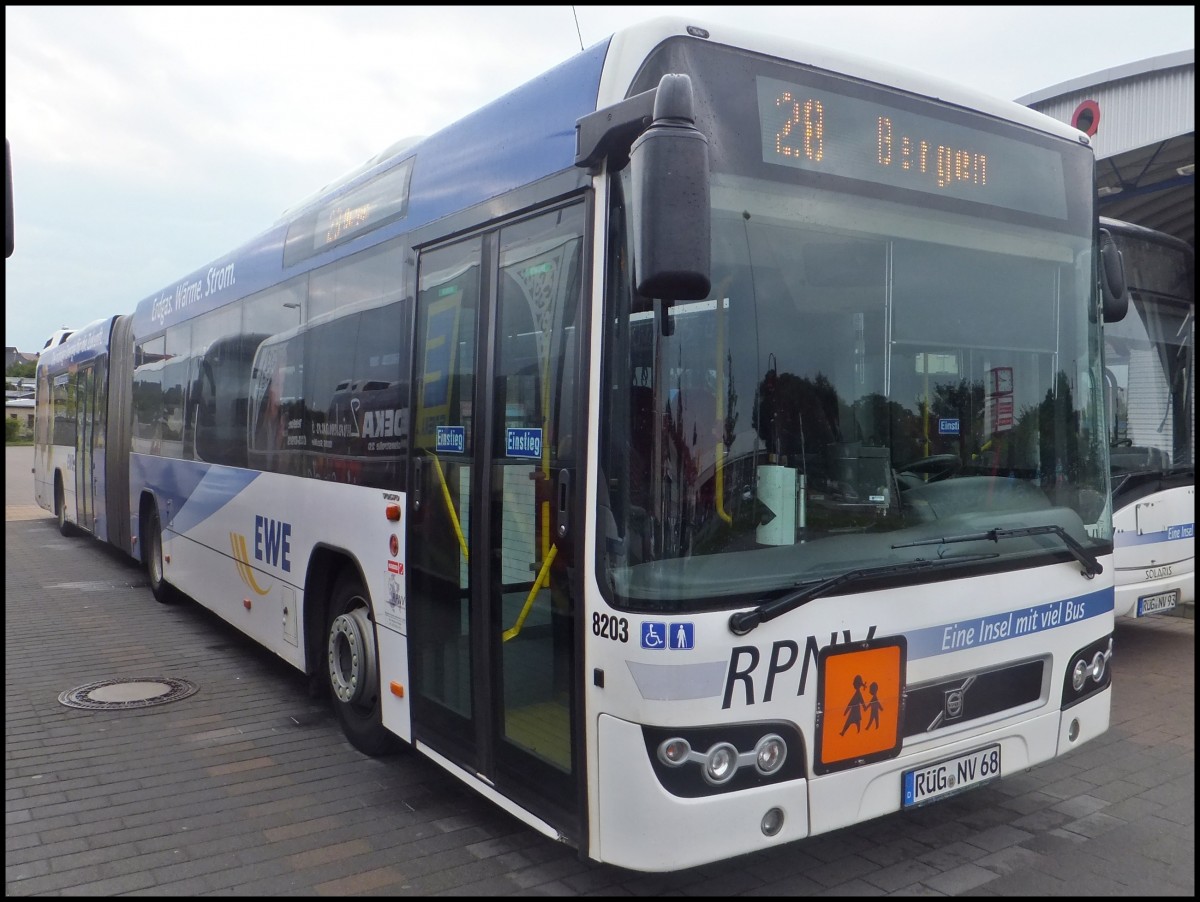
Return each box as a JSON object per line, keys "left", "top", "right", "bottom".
{"left": 5, "top": 5, "right": 1194, "bottom": 354}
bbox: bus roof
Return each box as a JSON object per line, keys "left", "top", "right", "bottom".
{"left": 132, "top": 16, "right": 1091, "bottom": 339}
{"left": 598, "top": 16, "right": 1092, "bottom": 143}
{"left": 36, "top": 315, "right": 120, "bottom": 373}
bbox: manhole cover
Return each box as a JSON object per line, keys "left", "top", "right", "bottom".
{"left": 59, "top": 677, "right": 199, "bottom": 710}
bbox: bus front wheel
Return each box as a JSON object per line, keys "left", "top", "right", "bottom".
{"left": 326, "top": 572, "right": 401, "bottom": 756}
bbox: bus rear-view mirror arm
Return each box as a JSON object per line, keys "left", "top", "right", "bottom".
{"left": 576, "top": 73, "right": 712, "bottom": 304}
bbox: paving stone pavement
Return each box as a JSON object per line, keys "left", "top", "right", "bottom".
{"left": 5, "top": 446, "right": 1194, "bottom": 895}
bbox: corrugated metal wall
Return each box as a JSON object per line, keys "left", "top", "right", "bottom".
{"left": 1026, "top": 64, "right": 1194, "bottom": 160}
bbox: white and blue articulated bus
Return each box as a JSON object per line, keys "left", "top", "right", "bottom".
{"left": 35, "top": 17, "right": 1122, "bottom": 871}
{"left": 34, "top": 313, "right": 134, "bottom": 549}
{"left": 1099, "top": 216, "right": 1194, "bottom": 617}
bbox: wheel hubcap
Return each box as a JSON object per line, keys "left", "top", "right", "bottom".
{"left": 329, "top": 606, "right": 375, "bottom": 705}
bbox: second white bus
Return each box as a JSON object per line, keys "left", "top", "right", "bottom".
{"left": 1100, "top": 216, "right": 1194, "bottom": 616}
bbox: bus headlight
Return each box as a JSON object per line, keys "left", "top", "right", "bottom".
{"left": 1062, "top": 634, "right": 1113, "bottom": 708}
{"left": 1072, "top": 658, "right": 1089, "bottom": 692}
{"left": 703, "top": 742, "right": 740, "bottom": 785}
{"left": 754, "top": 733, "right": 787, "bottom": 775}
{"left": 642, "top": 722, "right": 805, "bottom": 797}
{"left": 658, "top": 737, "right": 692, "bottom": 767}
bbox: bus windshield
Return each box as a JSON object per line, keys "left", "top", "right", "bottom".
{"left": 600, "top": 40, "right": 1106, "bottom": 612}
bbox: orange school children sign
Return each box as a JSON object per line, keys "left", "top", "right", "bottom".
{"left": 815, "top": 637, "right": 905, "bottom": 774}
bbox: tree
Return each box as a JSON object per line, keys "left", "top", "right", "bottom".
{"left": 6, "top": 359, "right": 36, "bottom": 379}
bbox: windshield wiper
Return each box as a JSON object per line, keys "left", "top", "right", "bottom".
{"left": 892, "top": 525, "right": 1102, "bottom": 579}
{"left": 728, "top": 555, "right": 995, "bottom": 636}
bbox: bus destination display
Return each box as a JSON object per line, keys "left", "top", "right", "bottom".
{"left": 756, "top": 75, "right": 1068, "bottom": 220}
{"left": 311, "top": 157, "right": 414, "bottom": 252}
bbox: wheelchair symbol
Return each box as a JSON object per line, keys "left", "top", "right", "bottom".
{"left": 641, "top": 622, "right": 666, "bottom": 649}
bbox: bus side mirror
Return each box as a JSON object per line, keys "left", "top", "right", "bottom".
{"left": 1098, "top": 229, "right": 1127, "bottom": 323}
{"left": 628, "top": 74, "right": 711, "bottom": 301}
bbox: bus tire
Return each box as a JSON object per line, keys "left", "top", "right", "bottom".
{"left": 326, "top": 572, "right": 401, "bottom": 756}
{"left": 144, "top": 505, "right": 179, "bottom": 604}
{"left": 55, "top": 477, "right": 77, "bottom": 537}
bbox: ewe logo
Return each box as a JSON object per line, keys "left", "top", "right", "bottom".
{"left": 230, "top": 515, "right": 292, "bottom": 596}
{"left": 231, "top": 532, "right": 271, "bottom": 596}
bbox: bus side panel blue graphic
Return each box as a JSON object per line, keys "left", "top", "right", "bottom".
{"left": 906, "top": 587, "right": 1114, "bottom": 660}
{"left": 131, "top": 456, "right": 260, "bottom": 534}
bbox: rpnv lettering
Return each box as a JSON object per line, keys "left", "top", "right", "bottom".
{"left": 254, "top": 515, "right": 292, "bottom": 572}
{"left": 721, "top": 626, "right": 878, "bottom": 709}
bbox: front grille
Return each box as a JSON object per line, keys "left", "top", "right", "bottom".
{"left": 903, "top": 659, "right": 1044, "bottom": 738}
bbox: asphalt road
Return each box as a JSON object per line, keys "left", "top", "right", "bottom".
{"left": 5, "top": 444, "right": 1194, "bottom": 895}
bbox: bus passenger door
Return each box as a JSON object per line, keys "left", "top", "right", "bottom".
{"left": 408, "top": 202, "right": 585, "bottom": 841}
{"left": 409, "top": 236, "right": 482, "bottom": 766}
{"left": 74, "top": 365, "right": 97, "bottom": 534}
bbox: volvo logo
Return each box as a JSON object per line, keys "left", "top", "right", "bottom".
{"left": 929, "top": 675, "right": 977, "bottom": 731}
{"left": 944, "top": 687, "right": 964, "bottom": 720}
